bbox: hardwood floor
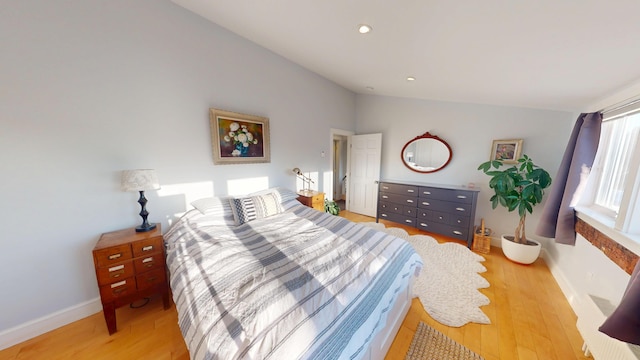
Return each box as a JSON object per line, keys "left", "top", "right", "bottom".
{"left": 0, "top": 211, "right": 588, "bottom": 360}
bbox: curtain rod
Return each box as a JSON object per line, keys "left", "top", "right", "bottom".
{"left": 601, "top": 97, "right": 640, "bottom": 115}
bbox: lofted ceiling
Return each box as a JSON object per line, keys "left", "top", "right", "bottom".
{"left": 172, "top": 0, "right": 640, "bottom": 112}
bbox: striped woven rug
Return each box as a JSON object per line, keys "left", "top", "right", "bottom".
{"left": 405, "top": 322, "right": 484, "bottom": 360}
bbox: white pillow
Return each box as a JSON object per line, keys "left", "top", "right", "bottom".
{"left": 229, "top": 193, "right": 284, "bottom": 225}
{"left": 190, "top": 196, "right": 236, "bottom": 225}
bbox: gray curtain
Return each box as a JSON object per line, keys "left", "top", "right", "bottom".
{"left": 535, "top": 112, "right": 602, "bottom": 245}
{"left": 599, "top": 259, "right": 640, "bottom": 344}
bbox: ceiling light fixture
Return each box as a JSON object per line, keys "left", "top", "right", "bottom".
{"left": 366, "top": 86, "right": 375, "bottom": 91}
{"left": 358, "top": 24, "right": 372, "bottom": 34}
{"left": 407, "top": 76, "right": 416, "bottom": 81}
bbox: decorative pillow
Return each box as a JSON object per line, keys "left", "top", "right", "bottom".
{"left": 190, "top": 196, "right": 236, "bottom": 225}
{"left": 249, "top": 187, "right": 300, "bottom": 209}
{"left": 229, "top": 193, "right": 284, "bottom": 225}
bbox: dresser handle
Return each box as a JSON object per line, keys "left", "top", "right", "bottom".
{"left": 108, "top": 264, "right": 125, "bottom": 272}
{"left": 382, "top": 195, "right": 388, "bottom": 199}
{"left": 420, "top": 223, "right": 428, "bottom": 227}
{"left": 456, "top": 207, "right": 465, "bottom": 212}
{"left": 142, "top": 245, "right": 154, "bottom": 251}
{"left": 381, "top": 214, "right": 388, "bottom": 217}
{"left": 439, "top": 216, "right": 443, "bottom": 220}
{"left": 457, "top": 195, "right": 467, "bottom": 199}
{"left": 113, "top": 288, "right": 126, "bottom": 294}
{"left": 405, "top": 220, "right": 412, "bottom": 223}
{"left": 422, "top": 202, "right": 430, "bottom": 206}
{"left": 406, "top": 199, "right": 414, "bottom": 203}
{"left": 453, "top": 231, "right": 463, "bottom": 235}
{"left": 382, "top": 186, "right": 389, "bottom": 190}
{"left": 108, "top": 253, "right": 122, "bottom": 260}
{"left": 110, "top": 270, "right": 125, "bottom": 278}
{"left": 110, "top": 280, "right": 126, "bottom": 288}
{"left": 423, "top": 191, "right": 431, "bottom": 195}
{"left": 394, "top": 207, "right": 399, "bottom": 211}
{"left": 407, "top": 189, "right": 415, "bottom": 193}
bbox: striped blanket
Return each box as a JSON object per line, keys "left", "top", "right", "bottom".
{"left": 164, "top": 202, "right": 422, "bottom": 360}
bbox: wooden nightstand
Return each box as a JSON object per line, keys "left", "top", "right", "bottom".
{"left": 92, "top": 225, "right": 171, "bottom": 334}
{"left": 296, "top": 190, "right": 325, "bottom": 212}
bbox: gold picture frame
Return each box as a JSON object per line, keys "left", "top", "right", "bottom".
{"left": 209, "top": 108, "right": 270, "bottom": 165}
{"left": 490, "top": 139, "right": 523, "bottom": 164}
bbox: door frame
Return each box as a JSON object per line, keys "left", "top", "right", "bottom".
{"left": 329, "top": 128, "right": 354, "bottom": 209}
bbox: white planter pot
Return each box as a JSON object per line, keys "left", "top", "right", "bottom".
{"left": 501, "top": 235, "right": 541, "bottom": 265}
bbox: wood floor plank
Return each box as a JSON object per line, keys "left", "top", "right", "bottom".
{"left": 0, "top": 210, "right": 590, "bottom": 360}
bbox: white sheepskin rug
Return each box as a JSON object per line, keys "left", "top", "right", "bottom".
{"left": 361, "top": 222, "right": 490, "bottom": 327}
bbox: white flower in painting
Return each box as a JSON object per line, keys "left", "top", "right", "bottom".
{"left": 253, "top": 139, "right": 258, "bottom": 144}
{"left": 223, "top": 135, "right": 230, "bottom": 142}
{"left": 237, "top": 133, "right": 247, "bottom": 143}
{"left": 229, "top": 131, "right": 235, "bottom": 137}
{"left": 230, "top": 122, "right": 240, "bottom": 132}
{"left": 243, "top": 142, "right": 249, "bottom": 147}
{"left": 247, "top": 133, "right": 253, "bottom": 141}
{"left": 232, "top": 149, "right": 241, "bottom": 156}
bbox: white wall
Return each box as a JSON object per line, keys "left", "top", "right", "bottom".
{"left": 355, "top": 94, "right": 575, "bottom": 240}
{"left": 0, "top": 0, "right": 355, "bottom": 337}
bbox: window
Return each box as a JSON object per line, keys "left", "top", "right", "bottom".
{"left": 586, "top": 104, "right": 640, "bottom": 235}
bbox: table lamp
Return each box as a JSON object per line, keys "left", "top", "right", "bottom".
{"left": 121, "top": 169, "right": 160, "bottom": 232}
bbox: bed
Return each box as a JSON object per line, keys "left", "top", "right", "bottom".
{"left": 164, "top": 188, "right": 423, "bottom": 360}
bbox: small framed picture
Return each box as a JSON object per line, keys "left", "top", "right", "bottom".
{"left": 490, "top": 139, "right": 523, "bottom": 164}
{"left": 209, "top": 108, "right": 270, "bottom": 165}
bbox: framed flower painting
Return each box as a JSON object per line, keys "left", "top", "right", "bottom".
{"left": 209, "top": 108, "right": 270, "bottom": 165}
{"left": 490, "top": 139, "right": 523, "bottom": 164}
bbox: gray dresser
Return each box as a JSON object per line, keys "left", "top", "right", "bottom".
{"left": 376, "top": 180, "right": 479, "bottom": 247}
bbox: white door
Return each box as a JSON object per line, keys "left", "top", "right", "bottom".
{"left": 348, "top": 133, "right": 382, "bottom": 217}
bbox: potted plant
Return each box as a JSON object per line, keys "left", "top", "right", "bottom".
{"left": 477, "top": 154, "right": 552, "bottom": 264}
{"left": 324, "top": 199, "right": 340, "bottom": 215}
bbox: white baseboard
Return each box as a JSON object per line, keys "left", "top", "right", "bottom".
{"left": 0, "top": 297, "right": 102, "bottom": 351}
{"left": 541, "top": 250, "right": 581, "bottom": 315}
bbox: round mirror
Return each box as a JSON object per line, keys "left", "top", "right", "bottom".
{"left": 401, "top": 132, "right": 452, "bottom": 173}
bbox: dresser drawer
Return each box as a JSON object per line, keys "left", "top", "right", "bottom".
{"left": 136, "top": 268, "right": 166, "bottom": 290}
{"left": 99, "top": 278, "right": 136, "bottom": 302}
{"left": 378, "top": 211, "right": 416, "bottom": 226}
{"left": 379, "top": 192, "right": 417, "bottom": 206}
{"left": 132, "top": 236, "right": 163, "bottom": 257}
{"left": 95, "top": 260, "right": 135, "bottom": 286}
{"left": 94, "top": 244, "right": 133, "bottom": 268}
{"left": 379, "top": 182, "right": 419, "bottom": 195}
{"left": 379, "top": 201, "right": 404, "bottom": 215}
{"left": 133, "top": 253, "right": 164, "bottom": 273}
{"left": 418, "top": 187, "right": 474, "bottom": 204}
{"left": 418, "top": 198, "right": 473, "bottom": 215}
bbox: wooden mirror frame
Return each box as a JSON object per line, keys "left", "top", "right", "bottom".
{"left": 400, "top": 132, "right": 453, "bottom": 173}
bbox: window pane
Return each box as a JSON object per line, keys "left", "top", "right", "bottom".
{"left": 595, "top": 114, "right": 640, "bottom": 213}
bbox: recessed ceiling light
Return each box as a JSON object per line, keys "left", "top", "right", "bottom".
{"left": 365, "top": 86, "right": 375, "bottom": 91}
{"left": 406, "top": 76, "right": 416, "bottom": 81}
{"left": 358, "top": 24, "right": 372, "bottom": 34}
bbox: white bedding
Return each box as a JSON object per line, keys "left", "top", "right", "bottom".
{"left": 164, "top": 193, "right": 422, "bottom": 360}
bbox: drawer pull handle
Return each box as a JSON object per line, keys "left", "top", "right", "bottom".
{"left": 381, "top": 214, "right": 388, "bottom": 217}
{"left": 405, "top": 220, "right": 412, "bottom": 223}
{"left": 382, "top": 186, "right": 389, "bottom": 190}
{"left": 142, "top": 245, "right": 154, "bottom": 251}
{"left": 406, "top": 199, "right": 414, "bottom": 203}
{"left": 453, "top": 231, "right": 463, "bottom": 235}
{"left": 110, "top": 270, "right": 125, "bottom": 278}
{"left": 142, "top": 257, "right": 153, "bottom": 263}
{"left": 457, "top": 220, "right": 462, "bottom": 223}
{"left": 407, "top": 189, "right": 415, "bottom": 193}
{"left": 456, "top": 207, "right": 465, "bottom": 212}
{"left": 423, "top": 191, "right": 431, "bottom": 195}
{"left": 108, "top": 253, "right": 122, "bottom": 260}
{"left": 457, "top": 195, "right": 467, "bottom": 199}
{"left": 422, "top": 202, "right": 430, "bottom": 206}
{"left": 382, "top": 195, "right": 389, "bottom": 199}
{"left": 439, "top": 216, "right": 443, "bottom": 220}
{"left": 113, "top": 288, "right": 126, "bottom": 294}
{"left": 394, "top": 207, "right": 399, "bottom": 210}
{"left": 420, "top": 223, "right": 428, "bottom": 227}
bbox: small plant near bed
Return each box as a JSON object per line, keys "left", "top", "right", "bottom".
{"left": 324, "top": 199, "right": 340, "bottom": 215}
{"left": 477, "top": 154, "right": 552, "bottom": 245}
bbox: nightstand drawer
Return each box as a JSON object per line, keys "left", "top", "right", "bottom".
{"left": 134, "top": 253, "right": 164, "bottom": 273}
{"left": 99, "top": 278, "right": 136, "bottom": 302}
{"left": 132, "top": 236, "right": 163, "bottom": 257}
{"left": 136, "top": 268, "right": 166, "bottom": 290}
{"left": 95, "top": 260, "right": 135, "bottom": 285}
{"left": 94, "top": 244, "right": 133, "bottom": 267}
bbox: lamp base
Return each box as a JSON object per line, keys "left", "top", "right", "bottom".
{"left": 135, "top": 223, "right": 157, "bottom": 232}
